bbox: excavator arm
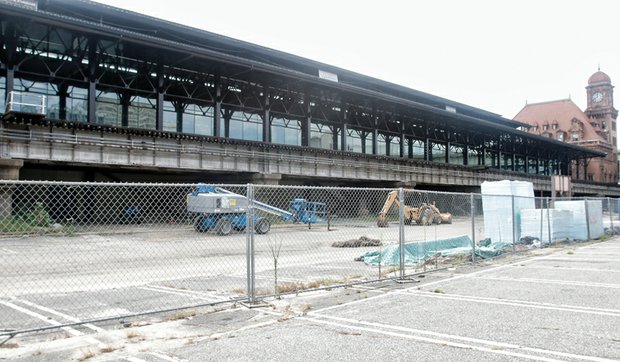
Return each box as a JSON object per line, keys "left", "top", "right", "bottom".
{"left": 377, "top": 191, "right": 399, "bottom": 227}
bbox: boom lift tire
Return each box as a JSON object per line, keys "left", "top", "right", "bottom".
{"left": 254, "top": 218, "right": 271, "bottom": 234}
{"left": 193, "top": 216, "right": 207, "bottom": 232}
{"left": 216, "top": 218, "right": 233, "bottom": 236}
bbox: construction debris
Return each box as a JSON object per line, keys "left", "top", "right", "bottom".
{"left": 332, "top": 236, "right": 382, "bottom": 248}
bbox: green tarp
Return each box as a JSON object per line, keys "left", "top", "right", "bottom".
{"left": 360, "top": 234, "right": 511, "bottom": 266}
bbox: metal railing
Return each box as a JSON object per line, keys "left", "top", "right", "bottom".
{"left": 5, "top": 91, "right": 47, "bottom": 115}
{"left": 0, "top": 180, "right": 616, "bottom": 336}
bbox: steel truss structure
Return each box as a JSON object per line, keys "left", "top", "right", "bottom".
{"left": 0, "top": 0, "right": 605, "bottom": 180}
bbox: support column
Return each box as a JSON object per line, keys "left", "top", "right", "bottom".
{"left": 408, "top": 138, "right": 413, "bottom": 158}
{"left": 4, "top": 23, "right": 16, "bottom": 105}
{"left": 263, "top": 89, "right": 270, "bottom": 143}
{"left": 463, "top": 145, "right": 469, "bottom": 166}
{"left": 302, "top": 99, "right": 312, "bottom": 147}
{"left": 120, "top": 93, "right": 130, "bottom": 127}
{"left": 175, "top": 102, "right": 184, "bottom": 133}
{"left": 399, "top": 123, "right": 405, "bottom": 158}
{"left": 0, "top": 159, "right": 23, "bottom": 218}
{"left": 58, "top": 84, "right": 68, "bottom": 120}
{"left": 340, "top": 106, "right": 347, "bottom": 152}
{"left": 156, "top": 64, "right": 164, "bottom": 131}
{"left": 87, "top": 37, "right": 97, "bottom": 123}
{"left": 446, "top": 142, "right": 451, "bottom": 163}
{"left": 214, "top": 76, "right": 222, "bottom": 137}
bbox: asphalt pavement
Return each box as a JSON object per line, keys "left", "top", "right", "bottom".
{"left": 2, "top": 237, "right": 619, "bottom": 361}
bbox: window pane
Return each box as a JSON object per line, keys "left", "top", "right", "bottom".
{"left": 272, "top": 116, "right": 301, "bottom": 146}
{"left": 310, "top": 122, "right": 335, "bottom": 150}
{"left": 96, "top": 91, "right": 121, "bottom": 126}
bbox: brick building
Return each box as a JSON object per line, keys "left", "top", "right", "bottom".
{"left": 514, "top": 70, "right": 618, "bottom": 183}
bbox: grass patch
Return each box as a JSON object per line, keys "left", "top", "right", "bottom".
{"left": 77, "top": 349, "right": 97, "bottom": 361}
{"left": 165, "top": 310, "right": 196, "bottom": 321}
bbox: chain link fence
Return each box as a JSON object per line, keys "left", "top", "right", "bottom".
{"left": 0, "top": 180, "right": 617, "bottom": 336}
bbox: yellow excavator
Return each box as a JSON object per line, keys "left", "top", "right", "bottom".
{"left": 377, "top": 191, "right": 452, "bottom": 227}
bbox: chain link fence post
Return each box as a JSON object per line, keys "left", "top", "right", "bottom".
{"left": 511, "top": 195, "right": 516, "bottom": 252}
{"left": 470, "top": 193, "right": 476, "bottom": 264}
{"left": 584, "top": 197, "right": 591, "bottom": 241}
{"left": 246, "top": 183, "right": 256, "bottom": 303}
{"left": 398, "top": 187, "right": 405, "bottom": 279}
{"left": 608, "top": 197, "right": 613, "bottom": 234}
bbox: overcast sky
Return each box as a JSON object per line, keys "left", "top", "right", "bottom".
{"left": 94, "top": 0, "right": 619, "bottom": 121}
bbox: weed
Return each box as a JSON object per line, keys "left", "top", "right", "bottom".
{"left": 277, "top": 282, "right": 305, "bottom": 294}
{"left": 431, "top": 288, "right": 445, "bottom": 294}
{"left": 126, "top": 330, "right": 144, "bottom": 341}
{"left": 231, "top": 288, "right": 245, "bottom": 294}
{"left": 567, "top": 250, "right": 574, "bottom": 255}
{"left": 77, "top": 349, "right": 97, "bottom": 361}
{"left": 165, "top": 310, "right": 196, "bottom": 321}
{"left": 100, "top": 345, "right": 116, "bottom": 353}
{"left": 32, "top": 348, "right": 43, "bottom": 356}
{"left": 0, "top": 342, "right": 18, "bottom": 349}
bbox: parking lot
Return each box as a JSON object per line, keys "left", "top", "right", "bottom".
{"left": 1, "top": 236, "right": 619, "bottom": 361}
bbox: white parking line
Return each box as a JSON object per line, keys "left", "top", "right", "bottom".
{"left": 541, "top": 257, "right": 619, "bottom": 263}
{"left": 14, "top": 298, "right": 104, "bottom": 332}
{"left": 396, "top": 291, "right": 620, "bottom": 317}
{"left": 0, "top": 300, "right": 106, "bottom": 348}
{"left": 311, "top": 253, "right": 558, "bottom": 314}
{"left": 304, "top": 314, "right": 616, "bottom": 362}
{"left": 471, "top": 276, "right": 620, "bottom": 289}
{"left": 517, "top": 265, "right": 620, "bottom": 274}
{"left": 139, "top": 286, "right": 226, "bottom": 302}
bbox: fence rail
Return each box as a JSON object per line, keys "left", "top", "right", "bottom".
{"left": 0, "top": 180, "right": 616, "bottom": 336}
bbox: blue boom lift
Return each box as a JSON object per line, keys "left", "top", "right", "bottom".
{"left": 187, "top": 185, "right": 327, "bottom": 235}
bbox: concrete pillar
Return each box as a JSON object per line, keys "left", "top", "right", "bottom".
{"left": 251, "top": 173, "right": 282, "bottom": 185}
{"left": 0, "top": 159, "right": 23, "bottom": 218}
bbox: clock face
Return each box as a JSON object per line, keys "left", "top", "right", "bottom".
{"left": 592, "top": 92, "right": 604, "bottom": 103}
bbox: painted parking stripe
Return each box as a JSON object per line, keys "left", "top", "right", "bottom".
{"left": 0, "top": 248, "right": 17, "bottom": 254}
{"left": 311, "top": 252, "right": 558, "bottom": 314}
{"left": 139, "top": 286, "right": 225, "bottom": 302}
{"left": 0, "top": 300, "right": 106, "bottom": 348}
{"left": 306, "top": 314, "right": 618, "bottom": 362}
{"left": 515, "top": 265, "right": 620, "bottom": 274}
{"left": 14, "top": 298, "right": 104, "bottom": 332}
{"left": 471, "top": 276, "right": 620, "bottom": 289}
{"left": 396, "top": 291, "right": 620, "bottom": 317}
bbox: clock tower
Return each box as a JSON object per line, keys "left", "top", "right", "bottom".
{"left": 585, "top": 70, "right": 618, "bottom": 145}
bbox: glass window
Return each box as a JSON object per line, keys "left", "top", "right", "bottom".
{"left": 14, "top": 79, "right": 59, "bottom": 118}
{"left": 468, "top": 148, "right": 482, "bottom": 165}
{"left": 271, "top": 116, "right": 301, "bottom": 146}
{"left": 448, "top": 144, "right": 464, "bottom": 165}
{"left": 128, "top": 95, "right": 156, "bottom": 129}
{"left": 66, "top": 86, "right": 88, "bottom": 122}
{"left": 389, "top": 136, "right": 401, "bottom": 157}
{"left": 162, "top": 101, "right": 177, "bottom": 132}
{"left": 485, "top": 150, "right": 499, "bottom": 168}
{"left": 528, "top": 158, "right": 538, "bottom": 174}
{"left": 571, "top": 132, "right": 579, "bottom": 141}
{"left": 377, "top": 134, "right": 388, "bottom": 156}
{"left": 345, "top": 128, "right": 364, "bottom": 153}
{"left": 431, "top": 142, "right": 446, "bottom": 163}
{"left": 310, "top": 121, "right": 337, "bottom": 150}
{"left": 556, "top": 132, "right": 564, "bottom": 141}
{"left": 229, "top": 111, "right": 262, "bottom": 142}
{"left": 95, "top": 91, "right": 122, "bottom": 126}
{"left": 502, "top": 154, "right": 513, "bottom": 171}
{"left": 411, "top": 138, "right": 425, "bottom": 160}
{"left": 515, "top": 156, "right": 526, "bottom": 173}
{"left": 183, "top": 104, "right": 213, "bottom": 136}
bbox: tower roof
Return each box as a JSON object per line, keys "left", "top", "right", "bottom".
{"left": 588, "top": 70, "right": 611, "bottom": 85}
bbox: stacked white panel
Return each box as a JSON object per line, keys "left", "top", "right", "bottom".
{"left": 554, "top": 200, "right": 603, "bottom": 240}
{"left": 520, "top": 209, "right": 573, "bottom": 243}
{"left": 481, "top": 180, "right": 535, "bottom": 243}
